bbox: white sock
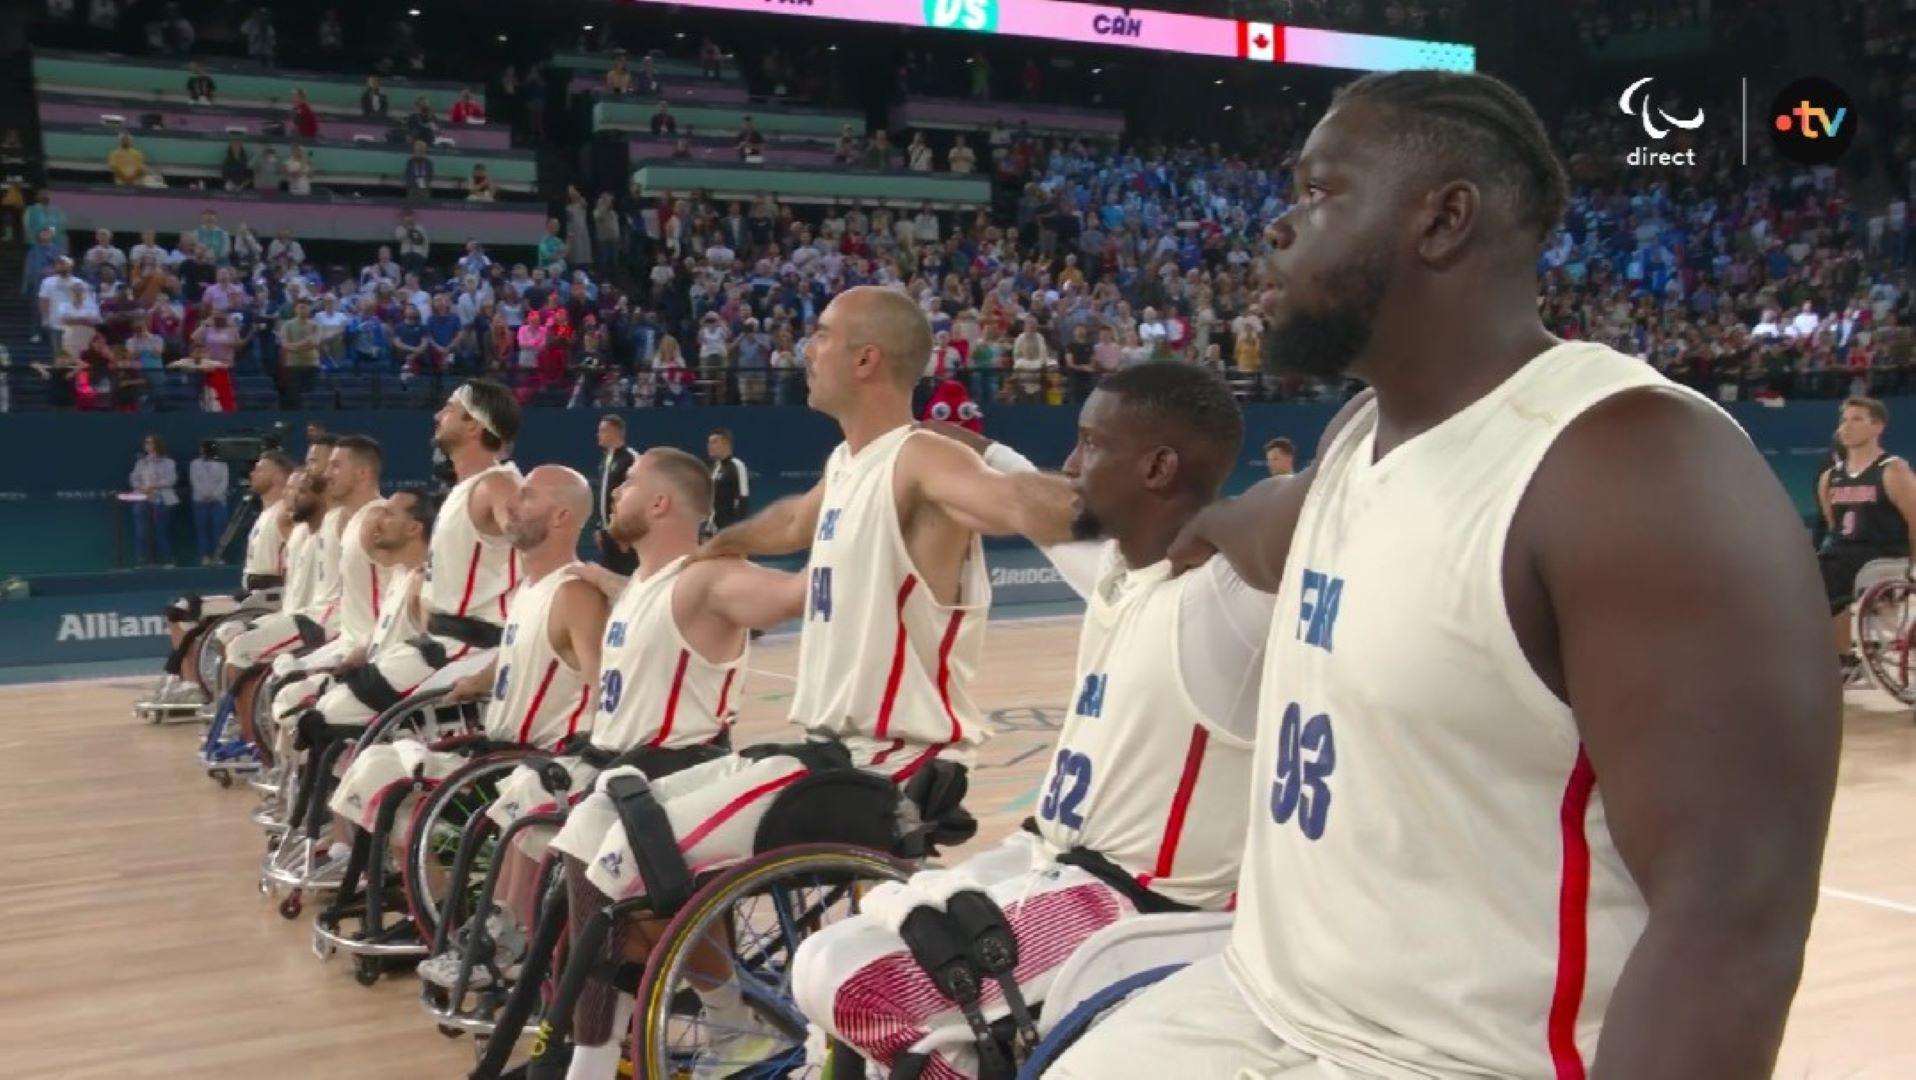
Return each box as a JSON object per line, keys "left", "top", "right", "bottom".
{"left": 564, "top": 993, "right": 634, "bottom": 1080}
{"left": 327, "top": 841, "right": 350, "bottom": 860}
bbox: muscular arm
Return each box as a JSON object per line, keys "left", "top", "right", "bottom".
{"left": 699, "top": 479, "right": 824, "bottom": 559}
{"left": 551, "top": 578, "right": 610, "bottom": 695}
{"left": 696, "top": 559, "right": 806, "bottom": 631}
{"left": 1167, "top": 390, "right": 1371, "bottom": 590}
{"left": 901, "top": 429, "right": 1077, "bottom": 545}
{"left": 1880, "top": 459, "right": 1916, "bottom": 560}
{"left": 467, "top": 469, "right": 518, "bottom": 537}
{"left": 1524, "top": 391, "right": 1837, "bottom": 1079}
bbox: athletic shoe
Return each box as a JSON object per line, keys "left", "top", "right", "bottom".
{"left": 416, "top": 949, "right": 491, "bottom": 990}
{"left": 690, "top": 1014, "right": 790, "bottom": 1079}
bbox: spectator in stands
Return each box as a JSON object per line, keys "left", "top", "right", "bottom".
{"left": 276, "top": 300, "right": 320, "bottom": 402}
{"left": 907, "top": 131, "right": 933, "bottom": 172}
{"left": 318, "top": 9, "right": 343, "bottom": 59}
{"left": 466, "top": 163, "right": 495, "bottom": 202}
{"left": 349, "top": 303, "right": 391, "bottom": 369}
{"left": 969, "top": 52, "right": 991, "bottom": 100}
{"left": 82, "top": 229, "right": 125, "bottom": 285}
{"left": 151, "top": 3, "right": 196, "bottom": 57}
{"left": 650, "top": 100, "right": 677, "bottom": 136}
{"left": 361, "top": 75, "right": 389, "bottom": 119}
{"left": 737, "top": 117, "right": 766, "bottom": 164}
{"left": 564, "top": 186, "right": 593, "bottom": 268}
{"left": 230, "top": 224, "right": 262, "bottom": 270}
{"left": 396, "top": 209, "right": 430, "bottom": 273}
{"left": 947, "top": 133, "right": 976, "bottom": 174}
{"left": 636, "top": 55, "right": 662, "bottom": 98}
{"left": 451, "top": 90, "right": 486, "bottom": 126}
{"left": 193, "top": 211, "right": 229, "bottom": 264}
{"left": 214, "top": 140, "right": 249, "bottom": 191}
{"left": 696, "top": 310, "right": 730, "bottom": 400}
{"left": 284, "top": 144, "right": 314, "bottom": 195}
{"left": 700, "top": 36, "right": 723, "bottom": 79}
{"left": 25, "top": 190, "right": 66, "bottom": 253}
{"left": 56, "top": 280, "right": 101, "bottom": 359}
{"left": 606, "top": 56, "right": 633, "bottom": 96}
{"left": 1264, "top": 437, "right": 1295, "bottom": 477}
{"left": 21, "top": 229, "right": 59, "bottom": 309}
{"left": 289, "top": 88, "right": 318, "bottom": 141}
{"left": 1011, "top": 313, "right": 1050, "bottom": 400}
{"left": 128, "top": 434, "right": 179, "bottom": 566}
{"left": 705, "top": 428, "right": 750, "bottom": 529}
{"left": 108, "top": 133, "right": 148, "bottom": 187}
{"left": 405, "top": 98, "right": 438, "bottom": 145}
{"left": 425, "top": 294, "right": 461, "bottom": 372}
{"left": 240, "top": 6, "right": 276, "bottom": 65}
{"left": 864, "top": 129, "right": 894, "bottom": 170}
{"left": 312, "top": 294, "right": 349, "bottom": 367}
{"left": 393, "top": 304, "right": 431, "bottom": 375}
{"left": 834, "top": 124, "right": 858, "bottom": 165}
{"left": 592, "top": 193, "right": 622, "bottom": 272}
{"left": 185, "top": 61, "right": 216, "bottom": 105}
{"left": 537, "top": 218, "right": 566, "bottom": 274}
{"left": 265, "top": 229, "right": 303, "bottom": 268}
{"left": 251, "top": 145, "right": 283, "bottom": 193}
{"left": 404, "top": 141, "right": 434, "bottom": 201}
{"left": 457, "top": 241, "right": 492, "bottom": 278}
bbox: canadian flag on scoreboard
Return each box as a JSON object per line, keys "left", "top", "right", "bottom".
{"left": 1237, "top": 21, "right": 1279, "bottom": 62}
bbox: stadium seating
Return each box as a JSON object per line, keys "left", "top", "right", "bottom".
{"left": 629, "top": 161, "right": 992, "bottom": 207}
{"left": 43, "top": 127, "right": 536, "bottom": 194}
{"left": 592, "top": 98, "right": 853, "bottom": 141}
{"left": 37, "top": 94, "right": 513, "bottom": 152}
{"left": 889, "top": 97, "right": 1126, "bottom": 140}
{"left": 42, "top": 183, "right": 546, "bottom": 244}
{"left": 32, "top": 49, "right": 484, "bottom": 115}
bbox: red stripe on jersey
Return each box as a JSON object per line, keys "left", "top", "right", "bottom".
{"left": 560, "top": 686, "right": 589, "bottom": 745}
{"left": 1548, "top": 748, "right": 1597, "bottom": 1080}
{"left": 1151, "top": 726, "right": 1210, "bottom": 881}
{"left": 370, "top": 564, "right": 381, "bottom": 620}
{"left": 873, "top": 575, "right": 919, "bottom": 739}
{"left": 517, "top": 659, "right": 559, "bottom": 745}
{"left": 934, "top": 609, "right": 965, "bottom": 744}
{"left": 677, "top": 768, "right": 806, "bottom": 853}
{"left": 258, "top": 632, "right": 301, "bottom": 659}
{"left": 500, "top": 547, "right": 518, "bottom": 618}
{"left": 714, "top": 668, "right": 738, "bottom": 720}
{"left": 651, "top": 649, "right": 691, "bottom": 747}
{"left": 456, "top": 542, "right": 482, "bottom": 616}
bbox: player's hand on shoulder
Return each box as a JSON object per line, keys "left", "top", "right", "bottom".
{"left": 1168, "top": 511, "right": 1219, "bottom": 576}
{"left": 916, "top": 420, "right": 993, "bottom": 456}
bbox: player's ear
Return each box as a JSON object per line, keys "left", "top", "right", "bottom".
{"left": 1414, "top": 179, "right": 1480, "bottom": 268}
{"left": 1142, "top": 446, "right": 1179, "bottom": 491}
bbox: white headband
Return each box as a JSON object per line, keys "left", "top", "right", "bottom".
{"left": 451, "top": 383, "right": 500, "bottom": 439}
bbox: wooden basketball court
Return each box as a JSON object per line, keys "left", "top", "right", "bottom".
{"left": 1, "top": 615, "right": 1911, "bottom": 1077}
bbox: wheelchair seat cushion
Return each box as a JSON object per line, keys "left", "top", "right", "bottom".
{"left": 752, "top": 769, "right": 913, "bottom": 856}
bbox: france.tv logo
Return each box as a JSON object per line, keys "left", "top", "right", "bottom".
{"left": 1769, "top": 77, "right": 1855, "bottom": 166}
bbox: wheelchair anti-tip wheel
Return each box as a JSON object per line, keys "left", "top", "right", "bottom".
{"left": 631, "top": 843, "right": 911, "bottom": 1080}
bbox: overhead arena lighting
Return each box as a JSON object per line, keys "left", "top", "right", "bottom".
{"left": 618, "top": 0, "right": 1476, "bottom": 74}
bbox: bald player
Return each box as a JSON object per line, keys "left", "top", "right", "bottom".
{"left": 792, "top": 363, "right": 1270, "bottom": 1077}
{"left": 289, "top": 380, "right": 523, "bottom": 750}
{"left": 327, "top": 466, "right": 605, "bottom": 862}
{"left": 1053, "top": 70, "right": 1836, "bottom": 1079}
{"left": 531, "top": 286, "right": 1078, "bottom": 1079}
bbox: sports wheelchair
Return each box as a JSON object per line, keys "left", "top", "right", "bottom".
{"left": 467, "top": 744, "right": 977, "bottom": 1080}
{"left": 1852, "top": 558, "right": 1916, "bottom": 707}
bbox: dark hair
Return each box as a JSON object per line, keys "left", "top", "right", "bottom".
{"left": 1264, "top": 437, "right": 1295, "bottom": 456}
{"left": 258, "top": 449, "right": 297, "bottom": 474}
{"left": 1332, "top": 69, "right": 1568, "bottom": 247}
{"left": 1098, "top": 362, "right": 1244, "bottom": 495}
{"left": 145, "top": 434, "right": 168, "bottom": 456}
{"left": 599, "top": 414, "right": 626, "bottom": 433}
{"left": 310, "top": 432, "right": 340, "bottom": 449}
{"left": 201, "top": 439, "right": 218, "bottom": 457}
{"left": 646, "top": 447, "right": 715, "bottom": 518}
{"left": 461, "top": 378, "right": 522, "bottom": 450}
{"left": 708, "top": 427, "right": 733, "bottom": 444}
{"left": 394, "top": 490, "right": 436, "bottom": 538}
{"left": 1844, "top": 396, "right": 1889, "bottom": 426}
{"left": 334, "top": 433, "right": 383, "bottom": 471}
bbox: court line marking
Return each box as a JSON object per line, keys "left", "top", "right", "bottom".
{"left": 1821, "top": 886, "right": 1916, "bottom": 917}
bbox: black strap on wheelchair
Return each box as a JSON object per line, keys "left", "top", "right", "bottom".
{"left": 901, "top": 759, "right": 978, "bottom": 854}
{"left": 603, "top": 774, "right": 695, "bottom": 916}
{"left": 1022, "top": 819, "right": 1199, "bottom": 916}
{"left": 292, "top": 614, "right": 328, "bottom": 649}
{"left": 343, "top": 662, "right": 406, "bottom": 714}
{"left": 243, "top": 573, "right": 284, "bottom": 591}
{"left": 427, "top": 612, "right": 505, "bottom": 649}
{"left": 739, "top": 736, "right": 854, "bottom": 773}
{"left": 167, "top": 593, "right": 204, "bottom": 623}
{"left": 946, "top": 890, "right": 1041, "bottom": 1059}
{"left": 163, "top": 622, "right": 202, "bottom": 675}
{"left": 894, "top": 907, "right": 1013, "bottom": 1079}
{"left": 600, "top": 738, "right": 731, "bottom": 779}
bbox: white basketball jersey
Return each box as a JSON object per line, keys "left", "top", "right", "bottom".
{"left": 788, "top": 426, "right": 989, "bottom": 758}
{"left": 591, "top": 556, "right": 744, "bottom": 754}
{"left": 1034, "top": 551, "right": 1253, "bottom": 911}
{"left": 334, "top": 501, "right": 392, "bottom": 647}
{"left": 1227, "top": 343, "right": 1715, "bottom": 1078}
{"left": 370, "top": 567, "right": 424, "bottom": 657}
{"left": 279, "top": 522, "right": 318, "bottom": 614}
{"left": 242, "top": 500, "right": 287, "bottom": 579}
{"left": 301, "top": 505, "right": 347, "bottom": 628}
{"left": 425, "top": 462, "right": 523, "bottom": 626}
{"left": 484, "top": 565, "right": 591, "bottom": 749}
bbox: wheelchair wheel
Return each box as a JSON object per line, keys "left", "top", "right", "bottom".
{"left": 403, "top": 752, "right": 523, "bottom": 946}
{"left": 193, "top": 613, "right": 240, "bottom": 697}
{"left": 1013, "top": 965, "right": 1184, "bottom": 1079}
{"left": 1855, "top": 578, "right": 1916, "bottom": 704}
{"left": 632, "top": 844, "right": 910, "bottom": 1080}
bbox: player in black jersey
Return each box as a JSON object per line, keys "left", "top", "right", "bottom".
{"left": 1815, "top": 397, "right": 1916, "bottom": 667}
